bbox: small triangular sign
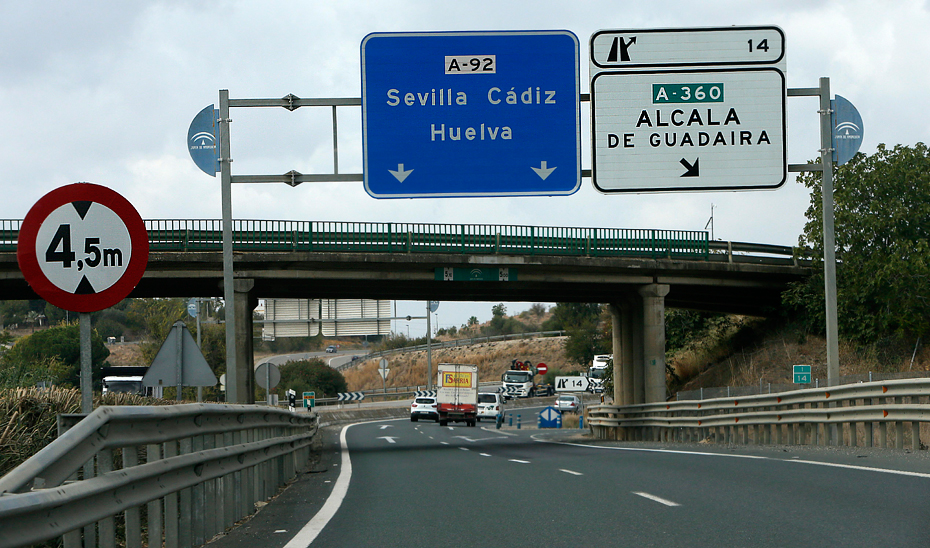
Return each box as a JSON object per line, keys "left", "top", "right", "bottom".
{"left": 143, "top": 321, "right": 217, "bottom": 387}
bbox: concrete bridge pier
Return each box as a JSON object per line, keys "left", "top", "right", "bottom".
{"left": 640, "top": 284, "right": 670, "bottom": 404}
{"left": 610, "top": 284, "right": 669, "bottom": 406}
{"left": 233, "top": 278, "right": 257, "bottom": 404}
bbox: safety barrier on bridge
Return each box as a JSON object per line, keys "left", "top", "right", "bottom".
{"left": 0, "top": 219, "right": 710, "bottom": 259}
{"left": 0, "top": 403, "right": 318, "bottom": 548}
{"left": 587, "top": 378, "right": 930, "bottom": 451}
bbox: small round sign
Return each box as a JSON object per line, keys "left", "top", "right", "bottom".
{"left": 17, "top": 183, "right": 148, "bottom": 312}
{"left": 536, "top": 362, "right": 548, "bottom": 375}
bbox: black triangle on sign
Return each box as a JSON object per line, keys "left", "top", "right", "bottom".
{"left": 606, "top": 37, "right": 619, "bottom": 63}
{"left": 74, "top": 276, "right": 96, "bottom": 294}
{"left": 72, "top": 201, "right": 92, "bottom": 219}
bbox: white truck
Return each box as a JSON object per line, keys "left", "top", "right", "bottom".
{"left": 500, "top": 359, "right": 536, "bottom": 399}
{"left": 437, "top": 363, "right": 479, "bottom": 427}
{"left": 587, "top": 354, "right": 611, "bottom": 393}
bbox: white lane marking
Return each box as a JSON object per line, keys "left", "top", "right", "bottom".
{"left": 509, "top": 459, "right": 531, "bottom": 464}
{"left": 379, "top": 425, "right": 393, "bottom": 430}
{"left": 440, "top": 442, "right": 449, "bottom": 445}
{"left": 480, "top": 453, "right": 492, "bottom": 457}
{"left": 454, "top": 435, "right": 508, "bottom": 442}
{"left": 785, "top": 459, "right": 930, "bottom": 479}
{"left": 275, "top": 530, "right": 287, "bottom": 533}
{"left": 283, "top": 424, "right": 354, "bottom": 548}
{"left": 459, "top": 447, "right": 470, "bottom": 451}
{"left": 544, "top": 440, "right": 930, "bottom": 480}
{"left": 377, "top": 436, "right": 397, "bottom": 444}
{"left": 560, "top": 469, "right": 583, "bottom": 476}
{"left": 634, "top": 492, "right": 681, "bottom": 507}
{"left": 491, "top": 429, "right": 519, "bottom": 437}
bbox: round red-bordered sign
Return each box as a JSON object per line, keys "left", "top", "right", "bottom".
{"left": 536, "top": 362, "right": 548, "bottom": 375}
{"left": 17, "top": 183, "right": 148, "bottom": 312}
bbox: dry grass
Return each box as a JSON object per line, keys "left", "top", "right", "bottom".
{"left": 0, "top": 387, "right": 180, "bottom": 477}
{"left": 677, "top": 326, "right": 930, "bottom": 393}
{"left": 342, "top": 337, "right": 576, "bottom": 391}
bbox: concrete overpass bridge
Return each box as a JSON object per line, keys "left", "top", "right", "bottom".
{"left": 0, "top": 219, "right": 810, "bottom": 405}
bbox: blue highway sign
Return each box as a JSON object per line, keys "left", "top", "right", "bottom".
{"left": 361, "top": 31, "right": 581, "bottom": 198}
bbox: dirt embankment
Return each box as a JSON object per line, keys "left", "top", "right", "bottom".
{"left": 342, "top": 336, "right": 579, "bottom": 391}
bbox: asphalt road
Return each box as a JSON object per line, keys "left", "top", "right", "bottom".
{"left": 209, "top": 417, "right": 930, "bottom": 548}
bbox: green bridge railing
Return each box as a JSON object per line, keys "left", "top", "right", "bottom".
{"left": 0, "top": 219, "right": 709, "bottom": 259}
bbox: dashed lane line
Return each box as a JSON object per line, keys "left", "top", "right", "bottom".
{"left": 633, "top": 492, "right": 681, "bottom": 507}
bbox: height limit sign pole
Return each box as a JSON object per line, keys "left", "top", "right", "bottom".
{"left": 17, "top": 183, "right": 149, "bottom": 413}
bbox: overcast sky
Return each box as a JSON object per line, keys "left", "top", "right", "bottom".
{"left": 3, "top": 1, "right": 928, "bottom": 334}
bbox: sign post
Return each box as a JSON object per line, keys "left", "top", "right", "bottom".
{"left": 17, "top": 183, "right": 148, "bottom": 413}
{"left": 362, "top": 31, "right": 581, "bottom": 198}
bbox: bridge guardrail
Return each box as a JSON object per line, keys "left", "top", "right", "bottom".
{"left": 0, "top": 403, "right": 318, "bottom": 548}
{"left": 2, "top": 219, "right": 808, "bottom": 266}
{"left": 1, "top": 219, "right": 714, "bottom": 259}
{"left": 588, "top": 378, "right": 930, "bottom": 451}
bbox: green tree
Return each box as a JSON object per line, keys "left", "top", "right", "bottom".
{"left": 785, "top": 143, "right": 930, "bottom": 343}
{"left": 547, "top": 303, "right": 610, "bottom": 366}
{"left": 278, "top": 358, "right": 347, "bottom": 397}
{"left": 2, "top": 325, "right": 109, "bottom": 388}
{"left": 127, "top": 298, "right": 189, "bottom": 362}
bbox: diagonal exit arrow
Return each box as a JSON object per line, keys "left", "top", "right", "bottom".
{"left": 389, "top": 164, "right": 413, "bottom": 182}
{"left": 679, "top": 157, "right": 700, "bottom": 177}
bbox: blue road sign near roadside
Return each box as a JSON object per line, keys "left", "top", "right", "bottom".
{"left": 832, "top": 95, "right": 863, "bottom": 166}
{"left": 538, "top": 406, "right": 562, "bottom": 428}
{"left": 361, "top": 31, "right": 581, "bottom": 198}
{"left": 188, "top": 105, "right": 219, "bottom": 176}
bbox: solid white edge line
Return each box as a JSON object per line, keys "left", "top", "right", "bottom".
{"left": 540, "top": 439, "right": 930, "bottom": 479}
{"left": 283, "top": 424, "right": 354, "bottom": 548}
{"left": 785, "top": 459, "right": 930, "bottom": 479}
{"left": 634, "top": 491, "right": 681, "bottom": 507}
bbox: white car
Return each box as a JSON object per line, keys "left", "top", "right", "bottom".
{"left": 476, "top": 392, "right": 504, "bottom": 426}
{"left": 555, "top": 394, "right": 581, "bottom": 413}
{"left": 410, "top": 396, "right": 439, "bottom": 422}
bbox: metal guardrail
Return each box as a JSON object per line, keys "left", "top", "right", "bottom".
{"left": 361, "top": 330, "right": 566, "bottom": 363}
{"left": 0, "top": 403, "right": 318, "bottom": 548}
{"left": 588, "top": 379, "right": 930, "bottom": 451}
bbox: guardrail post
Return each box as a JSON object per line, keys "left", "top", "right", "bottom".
{"left": 147, "top": 443, "right": 164, "bottom": 548}
{"left": 123, "top": 447, "right": 142, "bottom": 548}
{"left": 179, "top": 438, "right": 193, "bottom": 548}
{"left": 203, "top": 434, "right": 217, "bottom": 542}
{"left": 879, "top": 397, "right": 888, "bottom": 448}
{"left": 164, "top": 441, "right": 179, "bottom": 548}
{"left": 848, "top": 399, "right": 858, "bottom": 447}
{"left": 192, "top": 435, "right": 205, "bottom": 546}
{"left": 98, "top": 450, "right": 116, "bottom": 548}
{"left": 895, "top": 397, "right": 905, "bottom": 450}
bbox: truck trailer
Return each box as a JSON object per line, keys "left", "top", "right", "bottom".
{"left": 436, "top": 363, "right": 478, "bottom": 427}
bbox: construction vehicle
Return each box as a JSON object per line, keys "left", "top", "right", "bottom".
{"left": 501, "top": 359, "right": 536, "bottom": 399}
